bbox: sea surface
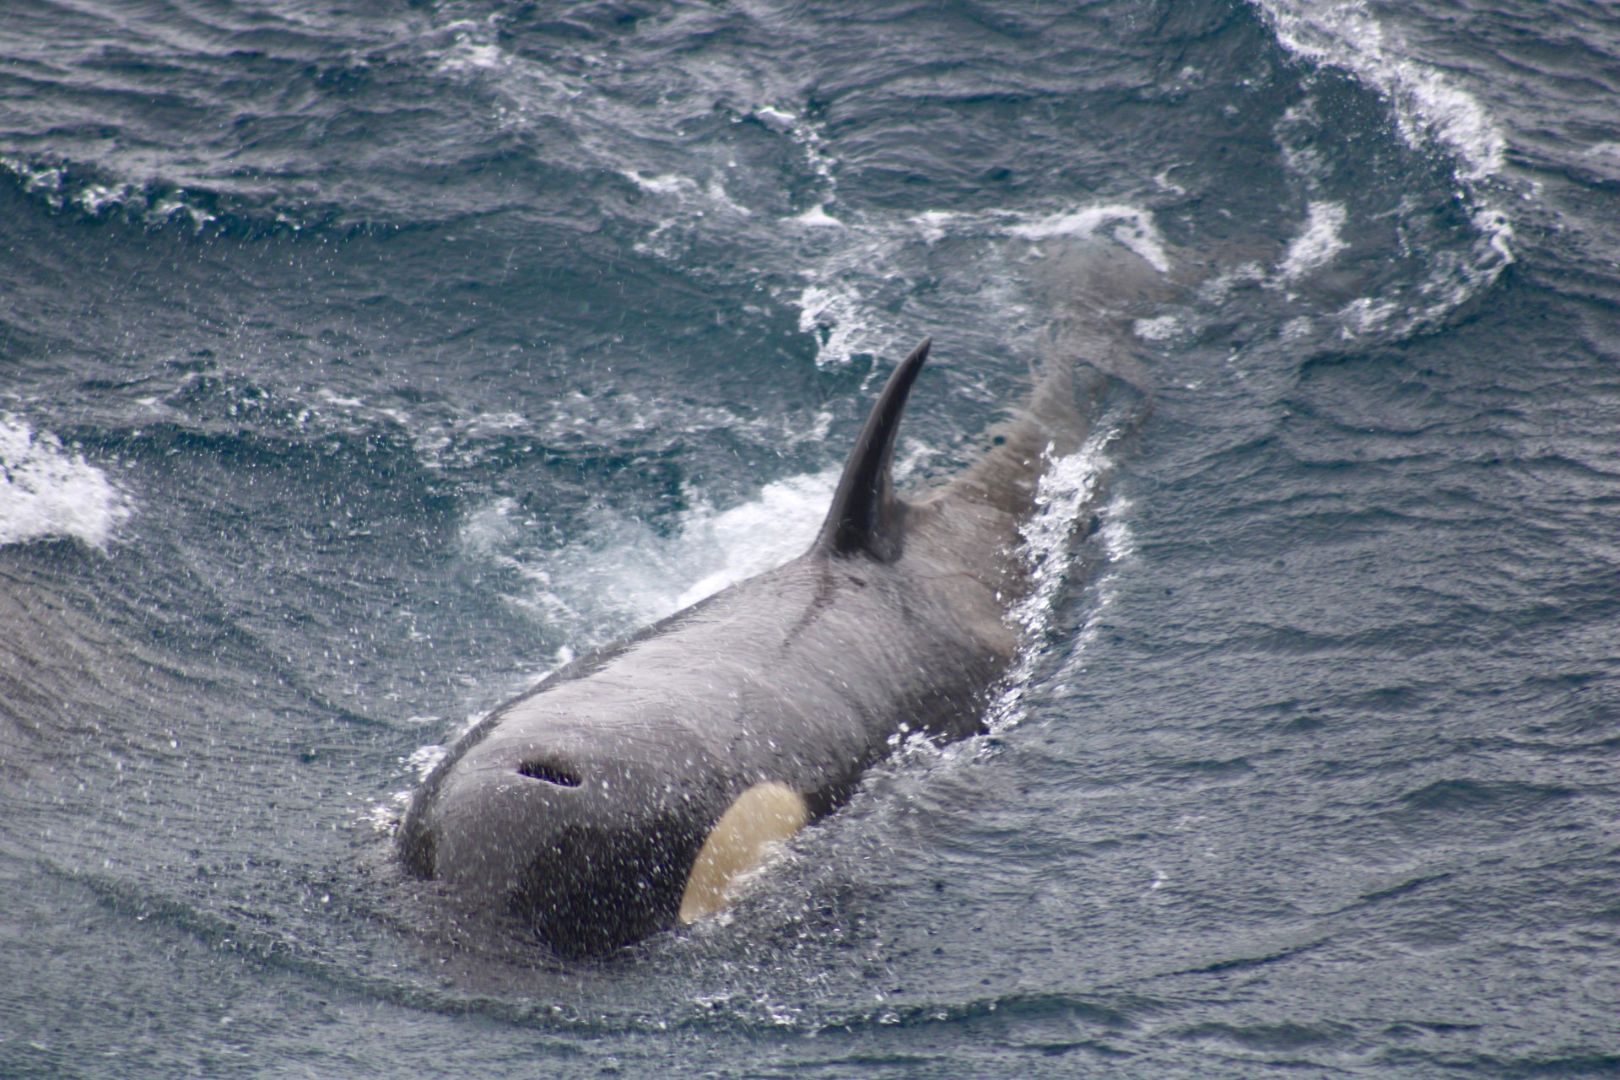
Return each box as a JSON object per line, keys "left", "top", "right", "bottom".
{"left": 2, "top": 1, "right": 1618, "bottom": 1076}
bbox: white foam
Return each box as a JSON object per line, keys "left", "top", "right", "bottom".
{"left": 796, "top": 282, "right": 877, "bottom": 368}
{"left": 1255, "top": 0, "right": 1506, "bottom": 184}
{"left": 0, "top": 415, "right": 132, "bottom": 550}
{"left": 1, "top": 156, "right": 66, "bottom": 209}
{"left": 1007, "top": 205, "right": 1172, "bottom": 273}
{"left": 705, "top": 178, "right": 751, "bottom": 217}
{"left": 618, "top": 468, "right": 834, "bottom": 621}
{"left": 1255, "top": 0, "right": 1515, "bottom": 322}
{"left": 1476, "top": 205, "right": 1515, "bottom": 264}
{"left": 368, "top": 742, "right": 452, "bottom": 834}
{"left": 1067, "top": 493, "right": 1134, "bottom": 660}
{"left": 1197, "top": 262, "right": 1267, "bottom": 304}
{"left": 783, "top": 200, "right": 1169, "bottom": 367}
{"left": 622, "top": 170, "right": 753, "bottom": 250}
{"left": 1154, "top": 167, "right": 1188, "bottom": 195}
{"left": 1, "top": 156, "right": 217, "bottom": 230}
{"left": 461, "top": 466, "right": 839, "bottom": 647}
{"left": 623, "top": 171, "right": 700, "bottom": 197}
{"left": 753, "top": 105, "right": 798, "bottom": 132}
{"left": 317, "top": 388, "right": 364, "bottom": 409}
{"left": 1337, "top": 295, "right": 1398, "bottom": 336}
{"left": 790, "top": 204, "right": 844, "bottom": 229}
{"left": 909, "top": 200, "right": 1172, "bottom": 273}
{"left": 1278, "top": 200, "right": 1348, "bottom": 279}
{"left": 406, "top": 743, "right": 447, "bottom": 782}
{"left": 433, "top": 19, "right": 508, "bottom": 75}
{"left": 910, "top": 209, "right": 957, "bottom": 245}
{"left": 668, "top": 469, "right": 838, "bottom": 609}
{"left": 1133, "top": 314, "right": 1183, "bottom": 342}
{"left": 77, "top": 183, "right": 136, "bottom": 216}
{"left": 984, "top": 428, "right": 1133, "bottom": 733}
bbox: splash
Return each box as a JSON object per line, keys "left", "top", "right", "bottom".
{"left": 0, "top": 415, "right": 132, "bottom": 550}
{"left": 984, "top": 426, "right": 1134, "bottom": 734}
{"left": 458, "top": 466, "right": 840, "bottom": 646}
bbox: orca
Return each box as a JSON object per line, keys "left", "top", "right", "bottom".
{"left": 399, "top": 338, "right": 1117, "bottom": 956}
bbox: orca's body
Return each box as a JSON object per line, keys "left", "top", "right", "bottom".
{"left": 400, "top": 339, "right": 1106, "bottom": 955}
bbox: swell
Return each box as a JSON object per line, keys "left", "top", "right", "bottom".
{"left": 0, "top": 0, "right": 572, "bottom": 235}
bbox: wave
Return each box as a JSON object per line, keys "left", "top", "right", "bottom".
{"left": 1255, "top": 0, "right": 1507, "bottom": 185}
{"left": 0, "top": 152, "right": 415, "bottom": 239}
{"left": 1254, "top": 0, "right": 1516, "bottom": 321}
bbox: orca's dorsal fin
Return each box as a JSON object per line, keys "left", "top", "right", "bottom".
{"left": 812, "top": 338, "right": 931, "bottom": 562}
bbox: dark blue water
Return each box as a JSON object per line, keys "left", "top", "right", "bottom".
{"left": 3, "top": 1, "right": 1617, "bottom": 1075}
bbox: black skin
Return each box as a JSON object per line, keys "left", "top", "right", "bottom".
{"left": 399, "top": 340, "right": 1103, "bottom": 956}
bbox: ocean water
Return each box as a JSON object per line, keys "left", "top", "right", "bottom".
{"left": 2, "top": 0, "right": 1617, "bottom": 1075}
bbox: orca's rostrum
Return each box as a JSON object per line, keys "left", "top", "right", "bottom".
{"left": 399, "top": 338, "right": 1116, "bottom": 956}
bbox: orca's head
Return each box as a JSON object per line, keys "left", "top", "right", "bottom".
{"left": 397, "top": 702, "right": 816, "bottom": 958}
{"left": 398, "top": 713, "right": 723, "bottom": 957}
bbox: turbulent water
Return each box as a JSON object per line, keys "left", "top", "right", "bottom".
{"left": 2, "top": 0, "right": 1618, "bottom": 1075}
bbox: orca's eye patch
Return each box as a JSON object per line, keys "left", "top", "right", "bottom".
{"left": 518, "top": 758, "right": 582, "bottom": 787}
